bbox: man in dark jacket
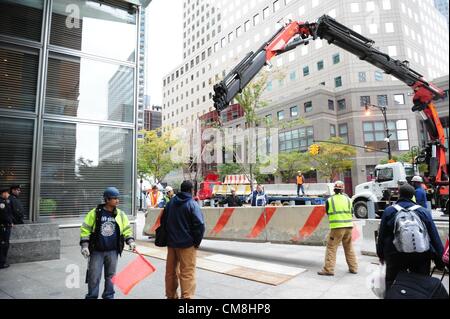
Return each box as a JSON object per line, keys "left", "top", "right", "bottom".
{"left": 162, "top": 180, "right": 205, "bottom": 299}
{"left": 376, "top": 184, "right": 444, "bottom": 289}
{"left": 0, "top": 187, "right": 14, "bottom": 269}
{"left": 9, "top": 185, "right": 25, "bottom": 224}
{"left": 219, "top": 188, "right": 243, "bottom": 207}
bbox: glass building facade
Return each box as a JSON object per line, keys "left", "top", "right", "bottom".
{"left": 0, "top": 0, "right": 143, "bottom": 222}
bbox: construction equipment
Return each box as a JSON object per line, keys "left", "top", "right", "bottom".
{"left": 212, "top": 14, "right": 448, "bottom": 214}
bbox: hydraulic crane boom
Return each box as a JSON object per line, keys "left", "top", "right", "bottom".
{"left": 212, "top": 14, "right": 448, "bottom": 211}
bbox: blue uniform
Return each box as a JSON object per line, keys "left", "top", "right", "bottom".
{"left": 414, "top": 185, "right": 427, "bottom": 209}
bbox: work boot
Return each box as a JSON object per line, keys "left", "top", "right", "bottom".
{"left": 349, "top": 270, "right": 358, "bottom": 274}
{"left": 317, "top": 270, "right": 334, "bottom": 276}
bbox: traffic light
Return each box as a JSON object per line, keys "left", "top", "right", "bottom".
{"left": 309, "top": 144, "right": 320, "bottom": 156}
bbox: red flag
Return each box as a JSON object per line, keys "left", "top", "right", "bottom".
{"left": 111, "top": 253, "right": 156, "bottom": 295}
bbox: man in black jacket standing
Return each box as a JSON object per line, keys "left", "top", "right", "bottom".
{"left": 0, "top": 187, "right": 14, "bottom": 269}
{"left": 163, "top": 180, "right": 205, "bottom": 299}
{"left": 9, "top": 185, "right": 24, "bottom": 224}
{"left": 377, "top": 184, "right": 444, "bottom": 289}
{"left": 219, "top": 188, "right": 243, "bottom": 207}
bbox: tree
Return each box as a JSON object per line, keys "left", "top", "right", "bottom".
{"left": 309, "top": 137, "right": 356, "bottom": 182}
{"left": 379, "top": 147, "right": 427, "bottom": 173}
{"left": 274, "top": 151, "right": 311, "bottom": 183}
{"left": 137, "top": 129, "right": 180, "bottom": 182}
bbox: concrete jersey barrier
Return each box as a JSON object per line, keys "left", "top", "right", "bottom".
{"left": 143, "top": 205, "right": 331, "bottom": 246}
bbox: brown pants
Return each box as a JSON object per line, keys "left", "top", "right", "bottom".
{"left": 165, "top": 246, "right": 197, "bottom": 299}
{"left": 322, "top": 228, "right": 358, "bottom": 274}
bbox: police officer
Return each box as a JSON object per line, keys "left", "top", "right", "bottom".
{"left": 0, "top": 187, "right": 13, "bottom": 269}
{"left": 318, "top": 181, "right": 358, "bottom": 276}
{"left": 79, "top": 187, "right": 136, "bottom": 299}
{"left": 9, "top": 185, "right": 25, "bottom": 224}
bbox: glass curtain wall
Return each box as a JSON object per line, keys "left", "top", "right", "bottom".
{"left": 0, "top": 0, "right": 139, "bottom": 221}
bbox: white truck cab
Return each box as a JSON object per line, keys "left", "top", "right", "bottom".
{"left": 352, "top": 162, "right": 418, "bottom": 218}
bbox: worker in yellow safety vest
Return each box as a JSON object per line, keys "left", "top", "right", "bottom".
{"left": 80, "top": 187, "right": 136, "bottom": 299}
{"left": 318, "top": 181, "right": 358, "bottom": 276}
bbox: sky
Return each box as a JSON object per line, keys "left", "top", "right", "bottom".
{"left": 145, "top": 0, "right": 184, "bottom": 106}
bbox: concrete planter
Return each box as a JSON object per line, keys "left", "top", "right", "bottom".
{"left": 9, "top": 223, "right": 60, "bottom": 264}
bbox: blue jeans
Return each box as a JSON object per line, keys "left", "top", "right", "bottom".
{"left": 85, "top": 250, "right": 118, "bottom": 299}
{"left": 297, "top": 184, "right": 305, "bottom": 196}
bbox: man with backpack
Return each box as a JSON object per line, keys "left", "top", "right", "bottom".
{"left": 376, "top": 184, "right": 444, "bottom": 289}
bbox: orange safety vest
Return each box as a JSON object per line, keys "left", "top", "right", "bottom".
{"left": 151, "top": 192, "right": 158, "bottom": 206}
{"left": 297, "top": 175, "right": 304, "bottom": 185}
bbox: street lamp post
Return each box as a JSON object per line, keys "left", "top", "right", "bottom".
{"left": 139, "top": 178, "right": 143, "bottom": 211}
{"left": 365, "top": 103, "right": 392, "bottom": 160}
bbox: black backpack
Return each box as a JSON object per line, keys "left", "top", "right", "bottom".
{"left": 385, "top": 271, "right": 449, "bottom": 299}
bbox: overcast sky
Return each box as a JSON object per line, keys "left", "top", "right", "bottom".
{"left": 145, "top": 0, "right": 183, "bottom": 106}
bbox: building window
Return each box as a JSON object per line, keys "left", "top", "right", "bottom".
{"left": 290, "top": 106, "right": 298, "bottom": 117}
{"left": 304, "top": 101, "right": 312, "bottom": 113}
{"left": 277, "top": 110, "right": 285, "bottom": 120}
{"left": 265, "top": 114, "right": 273, "bottom": 125}
{"left": 374, "top": 71, "right": 383, "bottom": 81}
{"left": 334, "top": 76, "right": 342, "bottom": 88}
{"left": 377, "top": 95, "right": 388, "bottom": 106}
{"left": 279, "top": 127, "right": 314, "bottom": 152}
{"left": 46, "top": 55, "right": 134, "bottom": 123}
{"left": 244, "top": 20, "right": 250, "bottom": 31}
{"left": 363, "top": 120, "right": 410, "bottom": 151}
{"left": 360, "top": 96, "right": 371, "bottom": 107}
{"left": 41, "top": 121, "right": 133, "bottom": 217}
{"left": 338, "top": 123, "right": 349, "bottom": 143}
{"left": 273, "top": 0, "right": 280, "bottom": 12}
{"left": 328, "top": 100, "right": 335, "bottom": 111}
{"left": 394, "top": 94, "right": 405, "bottom": 105}
{"left": 290, "top": 71, "right": 297, "bottom": 81}
{"left": 317, "top": 60, "right": 324, "bottom": 70}
{"left": 330, "top": 124, "right": 336, "bottom": 137}
{"left": 303, "top": 66, "right": 310, "bottom": 76}
{"left": 253, "top": 13, "right": 260, "bottom": 26}
{"left": 337, "top": 99, "right": 346, "bottom": 111}
{"left": 263, "top": 6, "right": 269, "bottom": 19}
{"left": 332, "top": 53, "right": 340, "bottom": 64}
{"left": 358, "top": 71, "right": 367, "bottom": 82}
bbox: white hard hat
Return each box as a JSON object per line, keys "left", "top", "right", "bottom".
{"left": 165, "top": 186, "right": 173, "bottom": 192}
{"left": 334, "top": 180, "right": 345, "bottom": 190}
{"left": 411, "top": 176, "right": 423, "bottom": 183}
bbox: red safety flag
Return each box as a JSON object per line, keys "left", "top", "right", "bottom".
{"left": 111, "top": 252, "right": 156, "bottom": 295}
{"left": 292, "top": 206, "right": 326, "bottom": 241}
{"left": 351, "top": 223, "right": 360, "bottom": 242}
{"left": 209, "top": 208, "right": 235, "bottom": 236}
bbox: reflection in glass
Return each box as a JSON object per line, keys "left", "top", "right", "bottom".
{"left": 0, "top": 47, "right": 39, "bottom": 112}
{"left": 45, "top": 54, "right": 134, "bottom": 122}
{"left": 40, "top": 121, "right": 133, "bottom": 218}
{"left": 0, "top": 0, "right": 43, "bottom": 42}
{"left": 0, "top": 117, "right": 34, "bottom": 220}
{"left": 50, "top": 0, "right": 137, "bottom": 62}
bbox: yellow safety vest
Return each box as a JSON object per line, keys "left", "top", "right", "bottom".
{"left": 326, "top": 194, "right": 353, "bottom": 229}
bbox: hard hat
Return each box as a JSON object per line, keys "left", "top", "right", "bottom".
{"left": 397, "top": 179, "right": 408, "bottom": 186}
{"left": 334, "top": 180, "right": 345, "bottom": 190}
{"left": 103, "top": 187, "right": 120, "bottom": 199}
{"left": 165, "top": 186, "right": 173, "bottom": 192}
{"left": 411, "top": 176, "right": 423, "bottom": 183}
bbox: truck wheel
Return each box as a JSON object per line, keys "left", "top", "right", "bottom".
{"left": 354, "top": 201, "right": 368, "bottom": 219}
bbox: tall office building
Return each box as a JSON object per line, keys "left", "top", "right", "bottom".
{"left": 162, "top": 0, "right": 449, "bottom": 190}
{"left": 0, "top": 0, "right": 149, "bottom": 223}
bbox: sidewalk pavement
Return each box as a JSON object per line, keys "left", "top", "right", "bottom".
{"left": 2, "top": 237, "right": 447, "bottom": 299}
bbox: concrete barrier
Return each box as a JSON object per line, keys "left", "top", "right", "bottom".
{"left": 361, "top": 219, "right": 449, "bottom": 256}
{"left": 9, "top": 223, "right": 60, "bottom": 264}
{"left": 144, "top": 205, "right": 330, "bottom": 246}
